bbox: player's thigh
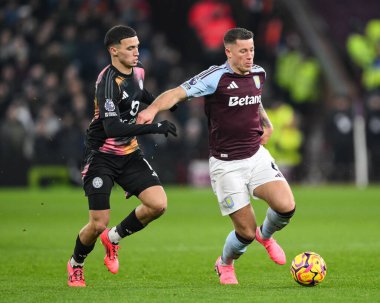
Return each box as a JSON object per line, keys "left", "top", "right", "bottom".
{"left": 116, "top": 151, "right": 162, "bottom": 199}
{"left": 248, "top": 146, "right": 295, "bottom": 212}
{"left": 209, "top": 156, "right": 251, "bottom": 216}
{"left": 229, "top": 204, "right": 257, "bottom": 240}
{"left": 253, "top": 180, "right": 295, "bottom": 213}
{"left": 82, "top": 152, "right": 116, "bottom": 200}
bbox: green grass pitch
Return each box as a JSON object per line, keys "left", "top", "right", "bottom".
{"left": 0, "top": 185, "right": 379, "bottom": 302}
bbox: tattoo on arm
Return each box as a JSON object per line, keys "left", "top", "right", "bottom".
{"left": 259, "top": 104, "right": 272, "bottom": 128}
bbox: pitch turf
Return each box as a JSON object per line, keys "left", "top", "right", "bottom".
{"left": 0, "top": 185, "right": 379, "bottom": 302}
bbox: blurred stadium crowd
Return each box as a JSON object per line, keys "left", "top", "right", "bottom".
{"left": 0, "top": 0, "right": 379, "bottom": 187}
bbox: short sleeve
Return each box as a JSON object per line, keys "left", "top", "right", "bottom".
{"left": 180, "top": 65, "right": 225, "bottom": 98}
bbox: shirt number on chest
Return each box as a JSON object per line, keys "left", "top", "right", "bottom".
{"left": 130, "top": 100, "right": 140, "bottom": 116}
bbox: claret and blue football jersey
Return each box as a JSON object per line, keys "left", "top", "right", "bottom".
{"left": 181, "top": 62, "right": 266, "bottom": 160}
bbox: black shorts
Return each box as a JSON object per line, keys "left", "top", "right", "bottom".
{"left": 82, "top": 149, "right": 161, "bottom": 198}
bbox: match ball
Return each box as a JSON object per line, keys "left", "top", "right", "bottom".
{"left": 290, "top": 252, "right": 327, "bottom": 286}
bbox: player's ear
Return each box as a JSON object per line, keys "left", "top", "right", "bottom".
{"left": 225, "top": 47, "right": 232, "bottom": 59}
{"left": 109, "top": 45, "right": 118, "bottom": 56}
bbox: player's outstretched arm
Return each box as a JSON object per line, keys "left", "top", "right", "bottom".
{"left": 259, "top": 103, "right": 273, "bottom": 145}
{"left": 137, "top": 86, "right": 187, "bottom": 124}
{"left": 103, "top": 118, "right": 177, "bottom": 138}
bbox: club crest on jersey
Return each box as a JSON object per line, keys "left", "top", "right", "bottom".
{"left": 253, "top": 76, "right": 261, "bottom": 89}
{"left": 92, "top": 177, "right": 103, "bottom": 188}
{"left": 105, "top": 99, "right": 115, "bottom": 111}
{"left": 223, "top": 196, "right": 235, "bottom": 209}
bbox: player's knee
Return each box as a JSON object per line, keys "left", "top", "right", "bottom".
{"left": 93, "top": 221, "right": 108, "bottom": 236}
{"left": 282, "top": 197, "right": 296, "bottom": 212}
{"left": 236, "top": 227, "right": 256, "bottom": 242}
{"left": 276, "top": 205, "right": 296, "bottom": 222}
{"left": 89, "top": 216, "right": 109, "bottom": 236}
{"left": 285, "top": 198, "right": 296, "bottom": 213}
{"left": 150, "top": 200, "right": 167, "bottom": 218}
{"left": 275, "top": 196, "right": 296, "bottom": 214}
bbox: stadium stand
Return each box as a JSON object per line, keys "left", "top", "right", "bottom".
{"left": 0, "top": 0, "right": 379, "bottom": 186}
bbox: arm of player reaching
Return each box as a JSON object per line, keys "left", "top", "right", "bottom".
{"left": 137, "top": 86, "right": 187, "bottom": 124}
{"left": 103, "top": 118, "right": 177, "bottom": 138}
{"left": 259, "top": 103, "right": 273, "bottom": 145}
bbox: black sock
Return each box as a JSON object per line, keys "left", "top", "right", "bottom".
{"left": 72, "top": 235, "right": 95, "bottom": 263}
{"left": 116, "top": 209, "right": 145, "bottom": 238}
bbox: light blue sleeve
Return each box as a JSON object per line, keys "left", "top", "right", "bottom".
{"left": 180, "top": 66, "right": 226, "bottom": 98}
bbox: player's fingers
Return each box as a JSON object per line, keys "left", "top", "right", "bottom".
{"left": 169, "top": 127, "right": 177, "bottom": 137}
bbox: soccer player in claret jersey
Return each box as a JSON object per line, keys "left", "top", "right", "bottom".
{"left": 67, "top": 25, "right": 177, "bottom": 287}
{"left": 137, "top": 28, "right": 296, "bottom": 285}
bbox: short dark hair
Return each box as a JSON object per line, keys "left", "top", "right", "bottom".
{"left": 104, "top": 25, "right": 137, "bottom": 48}
{"left": 224, "top": 28, "right": 254, "bottom": 45}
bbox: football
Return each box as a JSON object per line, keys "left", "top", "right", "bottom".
{"left": 290, "top": 252, "right": 327, "bottom": 286}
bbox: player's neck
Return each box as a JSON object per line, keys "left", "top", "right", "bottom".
{"left": 112, "top": 61, "right": 133, "bottom": 75}
{"left": 228, "top": 62, "right": 249, "bottom": 76}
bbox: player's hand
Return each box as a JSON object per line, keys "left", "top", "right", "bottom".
{"left": 154, "top": 120, "right": 177, "bottom": 137}
{"left": 260, "top": 128, "right": 272, "bottom": 145}
{"left": 137, "top": 107, "right": 156, "bottom": 124}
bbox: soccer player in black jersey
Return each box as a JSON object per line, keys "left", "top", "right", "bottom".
{"left": 67, "top": 25, "right": 177, "bottom": 287}
{"left": 138, "top": 28, "right": 296, "bottom": 285}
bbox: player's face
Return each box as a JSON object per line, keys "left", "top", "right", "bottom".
{"left": 112, "top": 36, "right": 140, "bottom": 69}
{"left": 225, "top": 39, "right": 254, "bottom": 75}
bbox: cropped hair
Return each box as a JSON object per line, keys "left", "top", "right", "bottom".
{"left": 224, "top": 28, "right": 254, "bottom": 45}
{"left": 104, "top": 25, "right": 137, "bottom": 48}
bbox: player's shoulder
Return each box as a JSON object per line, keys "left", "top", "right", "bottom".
{"left": 251, "top": 64, "right": 266, "bottom": 74}
{"left": 136, "top": 60, "right": 145, "bottom": 69}
{"left": 197, "top": 63, "right": 228, "bottom": 81}
{"left": 96, "top": 64, "right": 117, "bottom": 87}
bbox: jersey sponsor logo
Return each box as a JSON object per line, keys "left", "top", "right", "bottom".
{"left": 92, "top": 177, "right": 103, "bottom": 188}
{"left": 228, "top": 95, "right": 261, "bottom": 107}
{"left": 122, "top": 91, "right": 129, "bottom": 99}
{"left": 105, "top": 112, "right": 117, "bottom": 117}
{"left": 105, "top": 99, "right": 115, "bottom": 111}
{"left": 121, "top": 117, "right": 136, "bottom": 124}
{"left": 253, "top": 75, "right": 261, "bottom": 89}
{"left": 227, "top": 81, "right": 239, "bottom": 89}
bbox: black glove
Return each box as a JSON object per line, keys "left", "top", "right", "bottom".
{"left": 153, "top": 120, "right": 177, "bottom": 137}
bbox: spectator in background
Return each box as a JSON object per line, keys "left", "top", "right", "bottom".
{"left": 188, "top": 0, "right": 236, "bottom": 66}
{"left": 0, "top": 102, "right": 31, "bottom": 185}
{"left": 347, "top": 19, "right": 380, "bottom": 91}
{"left": 275, "top": 32, "right": 320, "bottom": 109}
{"left": 265, "top": 101, "right": 303, "bottom": 180}
{"left": 325, "top": 95, "right": 354, "bottom": 181}
{"left": 0, "top": 0, "right": 185, "bottom": 186}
